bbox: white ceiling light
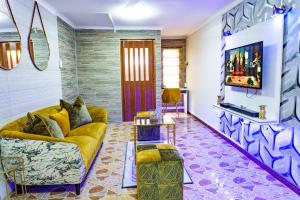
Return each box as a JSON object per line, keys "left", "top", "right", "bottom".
{"left": 113, "top": 1, "right": 157, "bottom": 21}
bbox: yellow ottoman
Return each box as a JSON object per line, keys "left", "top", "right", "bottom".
{"left": 136, "top": 144, "right": 184, "bottom": 200}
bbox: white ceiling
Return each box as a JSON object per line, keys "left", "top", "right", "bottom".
{"left": 0, "top": 1, "right": 16, "bottom": 30}
{"left": 41, "top": 0, "right": 239, "bottom": 37}
{"left": 0, "top": 12, "right": 15, "bottom": 30}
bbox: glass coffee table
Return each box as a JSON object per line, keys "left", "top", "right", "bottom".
{"left": 133, "top": 114, "right": 176, "bottom": 153}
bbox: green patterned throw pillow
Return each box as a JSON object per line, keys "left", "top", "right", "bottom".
{"left": 23, "top": 112, "right": 49, "bottom": 136}
{"left": 36, "top": 114, "right": 64, "bottom": 138}
{"left": 60, "top": 96, "right": 92, "bottom": 129}
{"left": 23, "top": 113, "right": 64, "bottom": 138}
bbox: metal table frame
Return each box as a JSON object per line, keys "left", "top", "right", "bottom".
{"left": 133, "top": 115, "right": 176, "bottom": 153}
{"left": 0, "top": 156, "right": 27, "bottom": 199}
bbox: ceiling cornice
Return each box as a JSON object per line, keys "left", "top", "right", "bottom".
{"left": 35, "top": 0, "right": 76, "bottom": 28}
{"left": 75, "top": 26, "right": 114, "bottom": 30}
{"left": 115, "top": 26, "right": 162, "bottom": 31}
{"left": 75, "top": 25, "right": 162, "bottom": 31}
{"left": 161, "top": 36, "right": 187, "bottom": 40}
{"left": 187, "top": 0, "right": 244, "bottom": 36}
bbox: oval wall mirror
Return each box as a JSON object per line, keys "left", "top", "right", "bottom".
{"left": 28, "top": 1, "right": 50, "bottom": 71}
{"left": 0, "top": 0, "right": 22, "bottom": 70}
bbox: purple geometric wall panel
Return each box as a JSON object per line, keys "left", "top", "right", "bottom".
{"left": 220, "top": 34, "right": 226, "bottom": 101}
{"left": 280, "top": 5, "right": 300, "bottom": 129}
{"left": 220, "top": 111, "right": 300, "bottom": 187}
{"left": 219, "top": 112, "right": 243, "bottom": 145}
{"left": 220, "top": 0, "right": 300, "bottom": 189}
{"left": 221, "top": 0, "right": 300, "bottom": 129}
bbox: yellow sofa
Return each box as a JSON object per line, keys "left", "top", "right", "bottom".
{"left": 0, "top": 105, "right": 107, "bottom": 195}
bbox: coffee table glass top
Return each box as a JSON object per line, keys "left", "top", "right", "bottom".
{"left": 133, "top": 115, "right": 175, "bottom": 126}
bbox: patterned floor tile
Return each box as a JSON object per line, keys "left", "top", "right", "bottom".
{"left": 15, "top": 114, "right": 299, "bottom": 200}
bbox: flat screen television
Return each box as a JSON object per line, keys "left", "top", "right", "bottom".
{"left": 224, "top": 41, "right": 263, "bottom": 89}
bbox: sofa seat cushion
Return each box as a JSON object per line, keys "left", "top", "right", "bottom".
{"left": 66, "top": 135, "right": 101, "bottom": 171}
{"left": 67, "top": 123, "right": 106, "bottom": 171}
{"left": 68, "top": 122, "right": 106, "bottom": 140}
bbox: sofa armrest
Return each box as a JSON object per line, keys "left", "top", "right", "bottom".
{"left": 0, "top": 137, "right": 86, "bottom": 185}
{"left": 87, "top": 106, "right": 108, "bottom": 124}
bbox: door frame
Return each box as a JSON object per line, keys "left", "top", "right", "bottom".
{"left": 120, "top": 39, "right": 156, "bottom": 121}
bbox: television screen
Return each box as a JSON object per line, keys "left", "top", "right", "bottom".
{"left": 224, "top": 41, "right": 263, "bottom": 89}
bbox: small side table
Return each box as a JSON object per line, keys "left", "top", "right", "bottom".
{"left": 1, "top": 156, "right": 27, "bottom": 199}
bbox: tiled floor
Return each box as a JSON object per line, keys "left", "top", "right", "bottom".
{"left": 20, "top": 114, "right": 299, "bottom": 200}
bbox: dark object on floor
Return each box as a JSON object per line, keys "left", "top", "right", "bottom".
{"left": 75, "top": 184, "right": 80, "bottom": 195}
{"left": 138, "top": 126, "right": 160, "bottom": 141}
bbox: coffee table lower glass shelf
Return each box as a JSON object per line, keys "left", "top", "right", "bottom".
{"left": 133, "top": 114, "right": 176, "bottom": 153}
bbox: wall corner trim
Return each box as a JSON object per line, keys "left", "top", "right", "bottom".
{"left": 36, "top": 0, "right": 76, "bottom": 28}
{"left": 187, "top": 0, "right": 244, "bottom": 36}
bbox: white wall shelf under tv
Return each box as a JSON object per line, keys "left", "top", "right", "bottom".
{"left": 213, "top": 105, "right": 278, "bottom": 125}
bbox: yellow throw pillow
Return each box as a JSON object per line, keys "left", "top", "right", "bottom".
{"left": 50, "top": 109, "right": 70, "bottom": 136}
{"left": 137, "top": 111, "right": 151, "bottom": 117}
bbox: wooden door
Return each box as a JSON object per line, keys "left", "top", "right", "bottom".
{"left": 121, "top": 40, "right": 156, "bottom": 121}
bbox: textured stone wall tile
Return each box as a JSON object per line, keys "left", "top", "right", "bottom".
{"left": 75, "top": 30, "right": 161, "bottom": 122}
{"left": 57, "top": 17, "right": 79, "bottom": 102}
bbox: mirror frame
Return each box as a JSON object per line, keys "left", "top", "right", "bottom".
{"left": 28, "top": 1, "right": 50, "bottom": 71}
{"left": 0, "top": 0, "right": 22, "bottom": 70}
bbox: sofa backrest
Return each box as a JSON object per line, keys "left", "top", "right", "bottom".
{"left": 0, "top": 105, "right": 61, "bottom": 132}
